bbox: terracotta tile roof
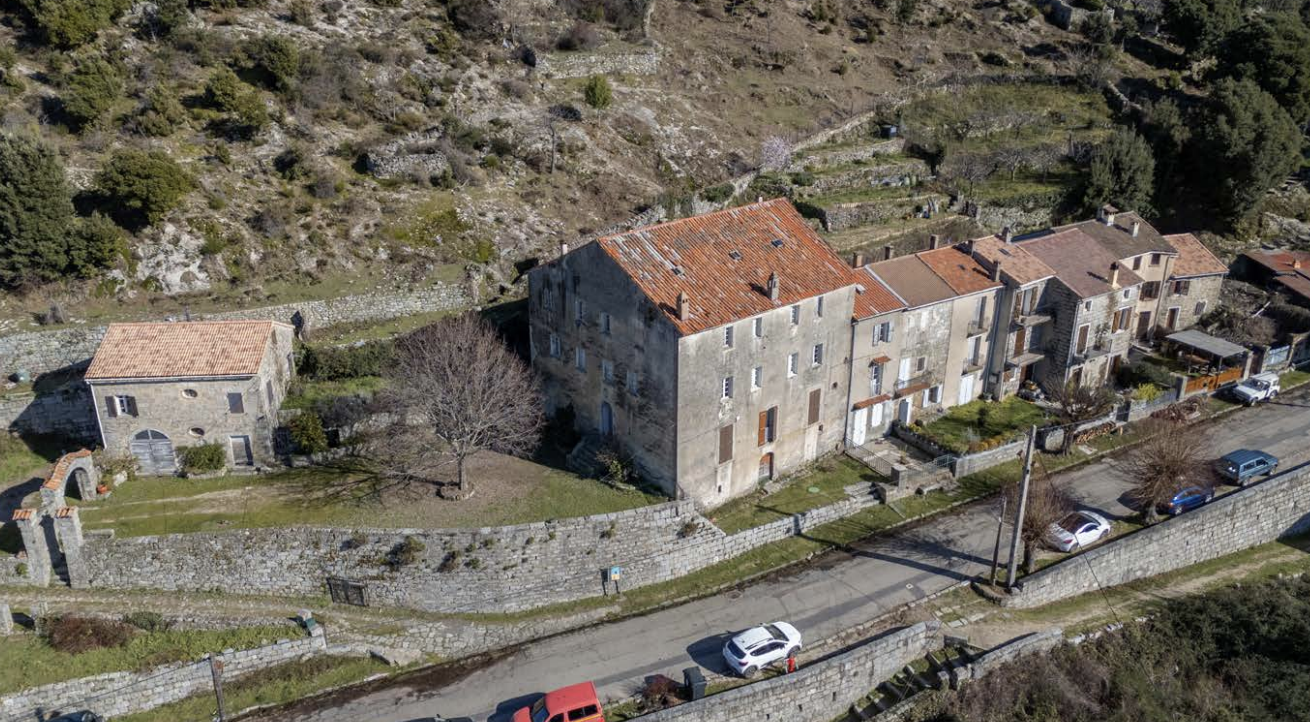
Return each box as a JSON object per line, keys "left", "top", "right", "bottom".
{"left": 1053, "top": 211, "right": 1176, "bottom": 258}
{"left": 969, "top": 236, "right": 1056, "bottom": 286}
{"left": 86, "top": 321, "right": 285, "bottom": 380}
{"left": 1274, "top": 272, "right": 1310, "bottom": 302}
{"left": 595, "top": 199, "right": 899, "bottom": 335}
{"left": 43, "top": 449, "right": 93, "bottom": 490}
{"left": 853, "top": 275, "right": 908, "bottom": 319}
{"left": 1018, "top": 228, "right": 1145, "bottom": 299}
{"left": 12, "top": 509, "right": 34, "bottom": 521}
{"left": 1163, "top": 233, "right": 1227, "bottom": 278}
{"left": 54, "top": 507, "right": 77, "bottom": 519}
{"left": 865, "top": 256, "right": 957, "bottom": 309}
{"left": 916, "top": 245, "right": 1002, "bottom": 296}
{"left": 1243, "top": 248, "right": 1310, "bottom": 276}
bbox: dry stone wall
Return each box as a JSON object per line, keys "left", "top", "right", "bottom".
{"left": 0, "top": 633, "right": 326, "bottom": 722}
{"left": 0, "top": 384, "right": 97, "bottom": 442}
{"left": 538, "top": 49, "right": 660, "bottom": 78}
{"left": 1005, "top": 462, "right": 1310, "bottom": 609}
{"left": 817, "top": 195, "right": 948, "bottom": 232}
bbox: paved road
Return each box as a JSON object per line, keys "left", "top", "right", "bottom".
{"left": 277, "top": 396, "right": 1310, "bottom": 722}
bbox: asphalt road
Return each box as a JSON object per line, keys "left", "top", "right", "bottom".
{"left": 276, "top": 395, "right": 1310, "bottom": 722}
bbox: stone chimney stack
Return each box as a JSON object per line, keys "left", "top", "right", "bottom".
{"left": 883, "top": 246, "right": 894, "bottom": 261}
{"left": 677, "top": 291, "right": 690, "bottom": 320}
{"left": 767, "top": 272, "right": 780, "bottom": 301}
{"left": 560, "top": 242, "right": 570, "bottom": 257}
{"left": 1001, "top": 226, "right": 1014, "bottom": 244}
{"left": 1131, "top": 221, "right": 1141, "bottom": 237}
{"left": 929, "top": 234, "right": 941, "bottom": 250}
{"left": 1108, "top": 261, "right": 1121, "bottom": 289}
{"left": 852, "top": 252, "right": 865, "bottom": 268}
{"left": 1099, "top": 205, "right": 1116, "bottom": 226}
{"left": 1295, "top": 259, "right": 1303, "bottom": 270}
{"left": 991, "top": 259, "right": 1003, "bottom": 282}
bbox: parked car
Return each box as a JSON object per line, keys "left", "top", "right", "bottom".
{"left": 49, "top": 714, "right": 104, "bottom": 722}
{"left": 402, "top": 717, "right": 474, "bottom": 722}
{"left": 722, "top": 622, "right": 802, "bottom": 678}
{"left": 1158, "top": 486, "right": 1214, "bottom": 516}
{"left": 513, "top": 682, "right": 604, "bottom": 722}
{"left": 1045, "top": 510, "right": 1111, "bottom": 552}
{"left": 1216, "top": 449, "right": 1279, "bottom": 486}
{"left": 1230, "top": 372, "right": 1281, "bottom": 405}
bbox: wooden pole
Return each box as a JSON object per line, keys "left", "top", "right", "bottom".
{"left": 1005, "top": 425, "right": 1037, "bottom": 589}
{"left": 989, "top": 494, "right": 1008, "bottom": 586}
{"left": 210, "top": 657, "right": 227, "bottom": 722}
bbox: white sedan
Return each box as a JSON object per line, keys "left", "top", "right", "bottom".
{"left": 722, "top": 622, "right": 802, "bottom": 678}
{"left": 1045, "top": 510, "right": 1111, "bottom": 552}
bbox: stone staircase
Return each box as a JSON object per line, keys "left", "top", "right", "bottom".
{"left": 567, "top": 433, "right": 607, "bottom": 477}
{"left": 841, "top": 644, "right": 976, "bottom": 720}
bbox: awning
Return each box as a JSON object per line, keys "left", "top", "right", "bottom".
{"left": 853, "top": 394, "right": 892, "bottom": 410}
{"left": 1165, "top": 329, "right": 1248, "bottom": 359}
{"left": 871, "top": 355, "right": 892, "bottom": 364}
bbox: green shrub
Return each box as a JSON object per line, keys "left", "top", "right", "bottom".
{"left": 388, "top": 536, "right": 425, "bottom": 568}
{"left": 136, "top": 85, "right": 186, "bottom": 137}
{"left": 242, "top": 35, "right": 301, "bottom": 93}
{"left": 297, "top": 342, "right": 394, "bottom": 380}
{"left": 122, "top": 611, "right": 172, "bottom": 633}
{"left": 24, "top": 0, "right": 132, "bottom": 49}
{"left": 790, "top": 171, "right": 815, "bottom": 187}
{"left": 0, "top": 134, "right": 77, "bottom": 288}
{"left": 61, "top": 56, "right": 124, "bottom": 130}
{"left": 70, "top": 213, "right": 127, "bottom": 277}
{"left": 95, "top": 452, "right": 139, "bottom": 483}
{"left": 289, "top": 411, "right": 329, "bottom": 454}
{"left": 583, "top": 74, "right": 612, "bottom": 110}
{"left": 94, "top": 149, "right": 194, "bottom": 228}
{"left": 179, "top": 443, "right": 226, "bottom": 474}
{"left": 700, "top": 183, "right": 734, "bottom": 203}
{"left": 1132, "top": 383, "right": 1164, "bottom": 402}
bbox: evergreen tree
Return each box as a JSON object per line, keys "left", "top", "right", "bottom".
{"left": 1083, "top": 128, "right": 1157, "bottom": 215}
{"left": 61, "top": 56, "right": 124, "bottom": 131}
{"left": 1163, "top": 0, "right": 1241, "bottom": 56}
{"left": 94, "top": 149, "right": 194, "bottom": 228}
{"left": 0, "top": 134, "right": 75, "bottom": 287}
{"left": 1216, "top": 13, "right": 1310, "bottom": 126}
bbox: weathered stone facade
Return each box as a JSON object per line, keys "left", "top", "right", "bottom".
{"left": 1040, "top": 279, "right": 1139, "bottom": 390}
{"left": 1158, "top": 272, "right": 1223, "bottom": 335}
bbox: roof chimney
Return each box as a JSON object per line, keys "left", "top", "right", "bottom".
{"left": 851, "top": 252, "right": 865, "bottom": 268}
{"left": 1001, "top": 226, "right": 1014, "bottom": 244}
{"left": 991, "top": 259, "right": 1003, "bottom": 282}
{"left": 929, "top": 234, "right": 941, "bottom": 250}
{"left": 883, "top": 246, "right": 894, "bottom": 261}
{"left": 1294, "top": 258, "right": 1303, "bottom": 270}
{"left": 1108, "top": 261, "right": 1120, "bottom": 290}
{"left": 560, "top": 242, "right": 570, "bottom": 257}
{"left": 677, "top": 291, "right": 690, "bottom": 321}
{"left": 1131, "top": 221, "right": 1140, "bottom": 237}
{"left": 1099, "top": 205, "right": 1116, "bottom": 226}
{"left": 766, "top": 272, "right": 780, "bottom": 301}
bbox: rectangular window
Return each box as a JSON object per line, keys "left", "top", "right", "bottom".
{"left": 874, "top": 321, "right": 893, "bottom": 344}
{"left": 1195, "top": 300, "right": 1208, "bottom": 318}
{"left": 1132, "top": 256, "right": 1142, "bottom": 271}
{"left": 788, "top": 352, "right": 798, "bottom": 377}
{"left": 718, "top": 424, "right": 734, "bottom": 464}
{"left": 752, "top": 366, "right": 763, "bottom": 389}
{"left": 227, "top": 392, "right": 245, "bottom": 414}
{"left": 790, "top": 305, "right": 800, "bottom": 325}
{"left": 722, "top": 376, "right": 734, "bottom": 399}
{"left": 1142, "top": 281, "right": 1161, "bottom": 300}
{"left": 816, "top": 296, "right": 825, "bottom": 318}
{"left": 1151, "top": 253, "right": 1162, "bottom": 266}
{"left": 898, "top": 358, "right": 912, "bottom": 382}
{"left": 753, "top": 317, "right": 763, "bottom": 338}
{"left": 916, "top": 356, "right": 926, "bottom": 372}
{"left": 807, "top": 388, "right": 821, "bottom": 425}
{"left": 1115, "top": 307, "right": 1132, "bottom": 332}
{"left": 549, "top": 333, "right": 561, "bottom": 358}
{"left": 968, "top": 335, "right": 982, "bottom": 366}
{"left": 928, "top": 385, "right": 942, "bottom": 404}
{"left": 1077, "top": 324, "right": 1090, "bottom": 354}
{"left": 1020, "top": 287, "right": 1037, "bottom": 315}
{"left": 975, "top": 297, "right": 988, "bottom": 328}
{"left": 575, "top": 347, "right": 586, "bottom": 372}
{"left": 601, "top": 359, "right": 614, "bottom": 383}
{"left": 265, "top": 380, "right": 275, "bottom": 407}
{"left": 600, "top": 312, "right": 612, "bottom": 335}
{"left": 108, "top": 394, "right": 137, "bottom": 417}
{"left": 758, "top": 406, "right": 777, "bottom": 445}
{"left": 626, "top": 370, "right": 639, "bottom": 396}
{"left": 1122, "top": 288, "right": 1133, "bottom": 300}
{"left": 812, "top": 343, "right": 824, "bottom": 367}
{"left": 724, "top": 325, "right": 734, "bottom": 348}
{"left": 1083, "top": 300, "right": 1092, "bottom": 312}
{"left": 574, "top": 298, "right": 585, "bottom": 325}
{"left": 871, "top": 363, "right": 883, "bottom": 395}
{"left": 1171, "top": 280, "right": 1191, "bottom": 296}
{"left": 1167, "top": 306, "right": 1181, "bottom": 330}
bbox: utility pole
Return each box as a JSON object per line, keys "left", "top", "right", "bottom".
{"left": 988, "top": 494, "right": 1008, "bottom": 586}
{"left": 209, "top": 656, "right": 227, "bottom": 722}
{"left": 1005, "top": 425, "right": 1037, "bottom": 589}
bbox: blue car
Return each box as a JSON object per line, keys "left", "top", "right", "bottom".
{"left": 1158, "top": 486, "right": 1214, "bottom": 516}
{"left": 1216, "top": 449, "right": 1279, "bottom": 486}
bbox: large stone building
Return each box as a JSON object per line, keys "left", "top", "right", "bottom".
{"left": 85, "top": 320, "right": 296, "bottom": 474}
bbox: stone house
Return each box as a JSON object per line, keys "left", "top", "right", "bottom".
{"left": 528, "top": 200, "right": 885, "bottom": 506}
{"left": 1234, "top": 248, "right": 1310, "bottom": 307}
{"left": 968, "top": 234, "right": 1059, "bottom": 398}
{"left": 84, "top": 321, "right": 296, "bottom": 474}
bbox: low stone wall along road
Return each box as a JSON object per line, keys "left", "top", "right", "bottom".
{"left": 252, "top": 392, "right": 1310, "bottom": 722}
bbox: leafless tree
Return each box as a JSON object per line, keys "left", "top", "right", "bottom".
{"left": 941, "top": 152, "right": 995, "bottom": 196}
{"left": 993, "top": 147, "right": 1031, "bottom": 181}
{"left": 376, "top": 314, "right": 544, "bottom": 497}
{"left": 1005, "top": 474, "right": 1074, "bottom": 574}
{"left": 758, "top": 135, "right": 793, "bottom": 171}
{"left": 1122, "top": 420, "right": 1213, "bottom": 523}
{"left": 1047, "top": 380, "right": 1117, "bottom": 454}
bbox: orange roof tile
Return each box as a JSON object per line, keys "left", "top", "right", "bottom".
{"left": 596, "top": 200, "right": 901, "bottom": 334}
{"left": 55, "top": 507, "right": 76, "bottom": 518}
{"left": 969, "top": 236, "right": 1056, "bottom": 286}
{"left": 86, "top": 321, "right": 285, "bottom": 380}
{"left": 1243, "top": 248, "right": 1310, "bottom": 276}
{"left": 1163, "top": 233, "right": 1227, "bottom": 278}
{"left": 43, "top": 449, "right": 94, "bottom": 490}
{"left": 916, "top": 245, "right": 1002, "bottom": 296}
{"left": 12, "top": 509, "right": 34, "bottom": 521}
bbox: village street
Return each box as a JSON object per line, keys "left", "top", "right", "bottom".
{"left": 261, "top": 391, "right": 1310, "bottom": 722}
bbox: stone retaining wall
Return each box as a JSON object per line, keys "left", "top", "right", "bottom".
{"left": 790, "top": 138, "right": 906, "bottom": 172}
{"left": 816, "top": 194, "right": 948, "bottom": 232}
{"left": 631, "top": 622, "right": 941, "bottom": 722}
{"left": 803, "top": 160, "right": 929, "bottom": 194}
{"left": 538, "top": 50, "right": 660, "bottom": 78}
{"left": 952, "top": 438, "right": 1026, "bottom": 478}
{"left": 0, "top": 556, "right": 29, "bottom": 587}
{"left": 0, "top": 384, "right": 97, "bottom": 442}
{"left": 0, "top": 632, "right": 326, "bottom": 722}
{"left": 1005, "top": 462, "right": 1310, "bottom": 609}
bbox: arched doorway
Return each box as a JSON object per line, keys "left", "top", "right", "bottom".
{"left": 599, "top": 402, "right": 614, "bottom": 437}
{"left": 130, "top": 430, "right": 176, "bottom": 474}
{"left": 758, "top": 453, "right": 774, "bottom": 482}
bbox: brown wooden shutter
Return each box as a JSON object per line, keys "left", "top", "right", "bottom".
{"left": 758, "top": 411, "right": 767, "bottom": 446}
{"left": 807, "top": 389, "right": 821, "bottom": 425}
{"left": 1077, "top": 325, "right": 1089, "bottom": 353}
{"left": 126, "top": 396, "right": 138, "bottom": 417}
{"left": 105, "top": 396, "right": 118, "bottom": 417}
{"left": 718, "top": 425, "right": 733, "bottom": 464}
{"left": 1013, "top": 326, "right": 1026, "bottom": 357}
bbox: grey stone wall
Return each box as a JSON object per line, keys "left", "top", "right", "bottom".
{"left": 802, "top": 160, "right": 929, "bottom": 195}
{"left": 1161, "top": 273, "right": 1223, "bottom": 333}
{"left": 0, "top": 556, "right": 31, "bottom": 587}
{"left": 631, "top": 622, "right": 941, "bottom": 722}
{"left": 789, "top": 138, "right": 906, "bottom": 172}
{"left": 538, "top": 49, "right": 660, "bottom": 78}
{"left": 0, "top": 383, "right": 97, "bottom": 442}
{"left": 952, "top": 437, "right": 1026, "bottom": 478}
{"left": 974, "top": 205, "right": 1052, "bottom": 234}
{"left": 0, "top": 632, "right": 326, "bottom": 722}
{"left": 1005, "top": 462, "right": 1310, "bottom": 609}
{"left": 0, "top": 284, "right": 468, "bottom": 379}
{"left": 816, "top": 194, "right": 947, "bottom": 232}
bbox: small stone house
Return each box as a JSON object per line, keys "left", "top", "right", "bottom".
{"left": 84, "top": 320, "right": 296, "bottom": 474}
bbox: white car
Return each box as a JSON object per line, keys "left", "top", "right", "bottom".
{"left": 1045, "top": 510, "right": 1111, "bottom": 553}
{"left": 722, "top": 622, "right": 802, "bottom": 677}
{"left": 1230, "top": 372, "right": 1280, "bottom": 406}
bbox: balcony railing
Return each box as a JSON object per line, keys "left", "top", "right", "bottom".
{"left": 1013, "top": 310, "right": 1053, "bottom": 327}
{"left": 967, "top": 319, "right": 990, "bottom": 336}
{"left": 894, "top": 373, "right": 934, "bottom": 397}
{"left": 1072, "top": 342, "right": 1114, "bottom": 364}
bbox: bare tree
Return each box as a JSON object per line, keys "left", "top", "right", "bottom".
{"left": 1122, "top": 420, "right": 1213, "bottom": 523}
{"left": 758, "top": 135, "right": 793, "bottom": 171}
{"left": 1005, "top": 474, "right": 1074, "bottom": 574}
{"left": 941, "top": 152, "right": 995, "bottom": 197}
{"left": 1047, "top": 380, "right": 1117, "bottom": 454}
{"left": 377, "top": 314, "right": 543, "bottom": 497}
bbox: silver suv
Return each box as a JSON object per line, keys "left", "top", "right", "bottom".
{"left": 1231, "top": 372, "right": 1280, "bottom": 406}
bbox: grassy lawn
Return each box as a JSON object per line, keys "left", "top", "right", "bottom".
{"left": 918, "top": 397, "right": 1048, "bottom": 454}
{"left": 116, "top": 656, "right": 391, "bottom": 722}
{"left": 1281, "top": 367, "right": 1310, "bottom": 389}
{"left": 0, "top": 623, "right": 301, "bottom": 694}
{"left": 77, "top": 456, "right": 661, "bottom": 537}
{"left": 707, "top": 456, "right": 882, "bottom": 534}
{"left": 281, "top": 376, "right": 386, "bottom": 411}
{"left": 0, "top": 433, "right": 63, "bottom": 486}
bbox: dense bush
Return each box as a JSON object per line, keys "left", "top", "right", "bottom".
{"left": 135, "top": 85, "right": 187, "bottom": 137}
{"left": 60, "top": 56, "right": 124, "bottom": 130}
{"left": 0, "top": 134, "right": 76, "bottom": 288}
{"left": 289, "top": 411, "right": 329, "bottom": 454}
{"left": 21, "top": 0, "right": 132, "bottom": 49}
{"left": 557, "top": 21, "right": 602, "bottom": 51}
{"left": 69, "top": 213, "right": 128, "bottom": 276}
{"left": 297, "top": 341, "right": 394, "bottom": 380}
{"left": 122, "top": 611, "right": 172, "bottom": 633}
{"left": 387, "top": 535, "right": 426, "bottom": 568}
{"left": 583, "top": 74, "right": 612, "bottom": 109}
{"left": 44, "top": 615, "right": 134, "bottom": 653}
{"left": 94, "top": 149, "right": 195, "bottom": 228}
{"left": 700, "top": 183, "right": 734, "bottom": 203}
{"left": 442, "top": 0, "right": 501, "bottom": 41}
{"left": 240, "top": 35, "right": 301, "bottom": 93}
{"left": 179, "top": 443, "right": 227, "bottom": 473}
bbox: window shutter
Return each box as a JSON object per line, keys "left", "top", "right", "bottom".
{"left": 808, "top": 389, "right": 821, "bottom": 425}
{"left": 126, "top": 396, "right": 138, "bottom": 417}
{"left": 105, "top": 396, "right": 118, "bottom": 418}
{"left": 718, "top": 425, "right": 733, "bottom": 464}
{"left": 758, "top": 411, "right": 768, "bottom": 446}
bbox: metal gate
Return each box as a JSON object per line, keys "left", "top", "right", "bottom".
{"left": 129, "top": 429, "right": 176, "bottom": 474}
{"left": 327, "top": 577, "right": 367, "bottom": 606}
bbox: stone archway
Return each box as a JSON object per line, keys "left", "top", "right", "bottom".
{"left": 39, "top": 450, "right": 100, "bottom": 511}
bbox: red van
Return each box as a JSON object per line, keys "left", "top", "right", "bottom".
{"left": 512, "top": 682, "right": 605, "bottom": 722}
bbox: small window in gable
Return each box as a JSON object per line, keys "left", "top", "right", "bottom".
{"left": 181, "top": 388, "right": 198, "bottom": 399}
